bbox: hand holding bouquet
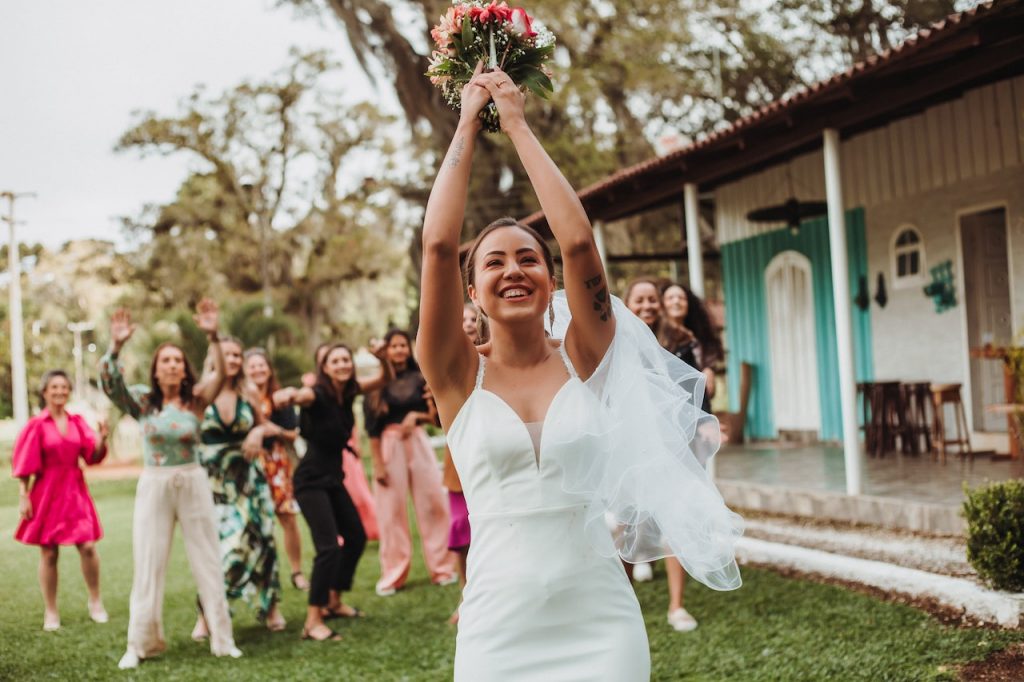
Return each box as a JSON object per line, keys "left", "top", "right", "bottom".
{"left": 427, "top": 1, "right": 556, "bottom": 132}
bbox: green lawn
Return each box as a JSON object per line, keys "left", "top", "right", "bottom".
{"left": 1, "top": 476, "right": 1020, "bottom": 681}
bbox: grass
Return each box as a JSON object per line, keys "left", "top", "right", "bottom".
{"left": 1, "top": 475, "right": 1022, "bottom": 681}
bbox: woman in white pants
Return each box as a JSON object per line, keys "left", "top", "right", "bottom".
{"left": 100, "top": 300, "right": 240, "bottom": 669}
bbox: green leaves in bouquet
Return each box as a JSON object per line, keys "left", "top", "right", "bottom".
{"left": 459, "top": 15, "right": 474, "bottom": 60}
{"left": 505, "top": 43, "right": 554, "bottom": 99}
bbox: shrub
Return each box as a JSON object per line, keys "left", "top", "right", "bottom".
{"left": 963, "top": 480, "right": 1024, "bottom": 592}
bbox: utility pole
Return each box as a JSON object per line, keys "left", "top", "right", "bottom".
{"left": 68, "top": 321, "right": 96, "bottom": 402}
{"left": 2, "top": 191, "right": 36, "bottom": 427}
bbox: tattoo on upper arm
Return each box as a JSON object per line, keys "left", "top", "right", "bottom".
{"left": 447, "top": 136, "right": 466, "bottom": 170}
{"left": 585, "top": 274, "right": 611, "bottom": 322}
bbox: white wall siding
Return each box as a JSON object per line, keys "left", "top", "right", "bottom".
{"left": 865, "top": 170, "right": 1024, "bottom": 428}
{"left": 717, "top": 75, "right": 1024, "bottom": 246}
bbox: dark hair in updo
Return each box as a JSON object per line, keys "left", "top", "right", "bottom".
{"left": 462, "top": 217, "right": 556, "bottom": 342}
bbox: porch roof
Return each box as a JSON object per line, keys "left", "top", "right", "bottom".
{"left": 521, "top": 0, "right": 1024, "bottom": 232}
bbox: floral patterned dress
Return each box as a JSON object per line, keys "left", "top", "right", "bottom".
{"left": 256, "top": 395, "right": 300, "bottom": 516}
{"left": 200, "top": 396, "right": 281, "bottom": 619}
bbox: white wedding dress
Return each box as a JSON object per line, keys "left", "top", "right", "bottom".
{"left": 448, "top": 343, "right": 650, "bottom": 681}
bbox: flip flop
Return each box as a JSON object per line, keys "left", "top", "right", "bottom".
{"left": 322, "top": 606, "right": 366, "bottom": 620}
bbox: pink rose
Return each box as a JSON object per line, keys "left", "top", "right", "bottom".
{"left": 510, "top": 7, "right": 536, "bottom": 37}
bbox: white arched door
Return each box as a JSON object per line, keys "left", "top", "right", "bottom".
{"left": 765, "top": 251, "right": 821, "bottom": 434}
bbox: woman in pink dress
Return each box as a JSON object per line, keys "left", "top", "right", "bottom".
{"left": 13, "top": 369, "right": 109, "bottom": 631}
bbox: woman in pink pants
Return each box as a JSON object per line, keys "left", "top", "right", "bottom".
{"left": 368, "top": 329, "right": 456, "bottom": 596}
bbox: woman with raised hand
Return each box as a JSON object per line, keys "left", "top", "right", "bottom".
{"left": 275, "top": 342, "right": 391, "bottom": 642}
{"left": 418, "top": 65, "right": 741, "bottom": 679}
{"left": 13, "top": 370, "right": 109, "bottom": 631}
{"left": 190, "top": 338, "right": 285, "bottom": 640}
{"left": 245, "top": 347, "right": 309, "bottom": 591}
{"left": 100, "top": 301, "right": 240, "bottom": 669}
{"left": 370, "top": 328, "right": 456, "bottom": 597}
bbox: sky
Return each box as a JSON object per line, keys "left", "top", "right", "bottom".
{"left": 0, "top": 1, "right": 382, "bottom": 250}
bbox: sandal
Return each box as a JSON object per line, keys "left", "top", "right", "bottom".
{"left": 301, "top": 625, "right": 342, "bottom": 642}
{"left": 322, "top": 605, "right": 366, "bottom": 620}
{"left": 291, "top": 571, "right": 310, "bottom": 591}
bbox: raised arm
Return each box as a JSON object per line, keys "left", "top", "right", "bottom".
{"left": 191, "top": 298, "right": 226, "bottom": 409}
{"left": 418, "top": 63, "right": 492, "bottom": 401}
{"left": 100, "top": 309, "right": 144, "bottom": 419}
{"left": 356, "top": 339, "right": 395, "bottom": 394}
{"left": 479, "top": 70, "right": 615, "bottom": 377}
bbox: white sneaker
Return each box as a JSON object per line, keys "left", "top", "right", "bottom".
{"left": 632, "top": 562, "right": 654, "bottom": 582}
{"left": 117, "top": 650, "right": 140, "bottom": 670}
{"left": 375, "top": 584, "right": 397, "bottom": 597}
{"left": 89, "top": 603, "right": 109, "bottom": 624}
{"left": 667, "top": 608, "right": 698, "bottom": 632}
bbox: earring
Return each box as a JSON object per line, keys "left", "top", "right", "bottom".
{"left": 548, "top": 299, "right": 555, "bottom": 328}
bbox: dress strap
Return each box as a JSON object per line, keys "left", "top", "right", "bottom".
{"left": 557, "top": 342, "right": 578, "bottom": 379}
{"left": 475, "top": 354, "right": 487, "bottom": 389}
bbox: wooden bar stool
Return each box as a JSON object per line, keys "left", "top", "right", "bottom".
{"left": 870, "top": 381, "right": 906, "bottom": 457}
{"left": 901, "top": 382, "right": 933, "bottom": 455}
{"left": 929, "top": 383, "right": 973, "bottom": 463}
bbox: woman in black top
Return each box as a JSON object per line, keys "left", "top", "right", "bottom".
{"left": 369, "top": 329, "right": 456, "bottom": 596}
{"left": 661, "top": 283, "right": 723, "bottom": 408}
{"left": 276, "top": 341, "right": 391, "bottom": 642}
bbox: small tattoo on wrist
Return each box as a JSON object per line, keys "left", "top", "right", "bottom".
{"left": 447, "top": 136, "right": 466, "bottom": 169}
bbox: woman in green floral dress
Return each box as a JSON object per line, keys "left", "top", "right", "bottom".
{"left": 192, "top": 336, "right": 286, "bottom": 636}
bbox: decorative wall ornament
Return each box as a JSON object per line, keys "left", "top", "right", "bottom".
{"left": 874, "top": 272, "right": 888, "bottom": 308}
{"left": 923, "top": 260, "right": 956, "bottom": 313}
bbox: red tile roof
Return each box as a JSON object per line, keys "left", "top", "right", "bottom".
{"left": 522, "top": 0, "right": 1016, "bottom": 227}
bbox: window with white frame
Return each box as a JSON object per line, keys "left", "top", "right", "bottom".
{"left": 891, "top": 225, "right": 925, "bottom": 288}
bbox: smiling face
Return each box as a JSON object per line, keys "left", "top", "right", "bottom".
{"left": 468, "top": 226, "right": 555, "bottom": 329}
{"left": 462, "top": 305, "right": 478, "bottom": 339}
{"left": 662, "top": 284, "right": 689, "bottom": 324}
{"left": 42, "top": 374, "right": 71, "bottom": 411}
{"left": 153, "top": 345, "right": 187, "bottom": 387}
{"left": 221, "top": 340, "right": 243, "bottom": 379}
{"left": 386, "top": 333, "right": 411, "bottom": 367}
{"left": 626, "top": 281, "right": 662, "bottom": 328}
{"left": 245, "top": 353, "right": 271, "bottom": 390}
{"left": 323, "top": 346, "right": 354, "bottom": 385}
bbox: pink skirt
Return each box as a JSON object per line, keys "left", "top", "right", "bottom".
{"left": 447, "top": 491, "right": 471, "bottom": 550}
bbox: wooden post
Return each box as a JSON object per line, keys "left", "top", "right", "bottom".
{"left": 823, "top": 129, "right": 862, "bottom": 496}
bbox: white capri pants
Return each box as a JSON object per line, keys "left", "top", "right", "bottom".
{"left": 126, "top": 463, "right": 236, "bottom": 658}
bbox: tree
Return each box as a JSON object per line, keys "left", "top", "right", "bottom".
{"left": 117, "top": 49, "right": 410, "bottom": 346}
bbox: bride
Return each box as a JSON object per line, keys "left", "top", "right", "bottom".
{"left": 419, "top": 64, "right": 742, "bottom": 681}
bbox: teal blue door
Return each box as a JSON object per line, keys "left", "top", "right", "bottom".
{"left": 720, "top": 208, "right": 873, "bottom": 441}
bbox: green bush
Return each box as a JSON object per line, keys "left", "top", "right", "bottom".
{"left": 963, "top": 480, "right": 1024, "bottom": 592}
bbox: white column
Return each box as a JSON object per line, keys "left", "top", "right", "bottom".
{"left": 823, "top": 129, "right": 862, "bottom": 496}
{"left": 684, "top": 183, "right": 704, "bottom": 298}
{"left": 7, "top": 219, "right": 28, "bottom": 426}
{"left": 593, "top": 220, "right": 608, "bottom": 271}
{"left": 68, "top": 322, "right": 95, "bottom": 402}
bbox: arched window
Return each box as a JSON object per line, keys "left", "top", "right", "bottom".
{"left": 891, "top": 225, "right": 925, "bottom": 288}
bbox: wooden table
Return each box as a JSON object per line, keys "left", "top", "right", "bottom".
{"left": 970, "top": 345, "right": 1021, "bottom": 460}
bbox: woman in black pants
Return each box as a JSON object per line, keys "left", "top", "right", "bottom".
{"left": 276, "top": 341, "right": 391, "bottom": 641}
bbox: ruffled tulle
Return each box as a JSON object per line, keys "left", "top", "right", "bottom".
{"left": 545, "top": 291, "right": 743, "bottom": 591}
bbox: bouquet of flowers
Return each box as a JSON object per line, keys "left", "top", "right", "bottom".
{"left": 427, "top": 1, "right": 556, "bottom": 132}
